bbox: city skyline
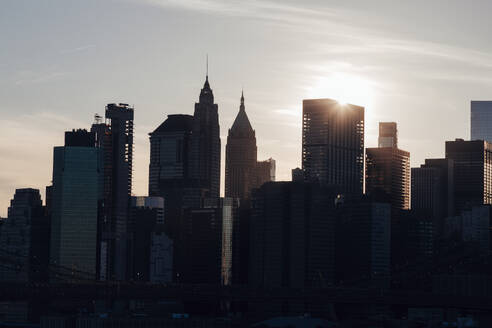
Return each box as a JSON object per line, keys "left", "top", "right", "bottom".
{"left": 3, "top": 0, "right": 492, "bottom": 216}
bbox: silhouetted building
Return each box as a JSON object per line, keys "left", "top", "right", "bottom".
{"left": 291, "top": 168, "right": 303, "bottom": 182}
{"left": 225, "top": 92, "right": 257, "bottom": 201}
{"left": 0, "top": 189, "right": 49, "bottom": 282}
{"left": 51, "top": 130, "right": 102, "bottom": 280}
{"left": 378, "top": 122, "right": 398, "bottom": 148}
{"left": 366, "top": 123, "right": 410, "bottom": 210}
{"left": 249, "top": 182, "right": 337, "bottom": 289}
{"left": 91, "top": 103, "right": 134, "bottom": 281}
{"left": 180, "top": 198, "right": 237, "bottom": 285}
{"left": 129, "top": 197, "right": 172, "bottom": 283}
{"left": 256, "top": 158, "right": 276, "bottom": 188}
{"left": 445, "top": 139, "right": 492, "bottom": 214}
{"left": 190, "top": 75, "right": 221, "bottom": 199}
{"left": 471, "top": 101, "right": 492, "bottom": 143}
{"left": 231, "top": 205, "right": 251, "bottom": 285}
{"left": 335, "top": 197, "right": 391, "bottom": 288}
{"left": 445, "top": 205, "right": 491, "bottom": 254}
{"left": 412, "top": 158, "right": 454, "bottom": 237}
{"left": 391, "top": 210, "right": 434, "bottom": 290}
{"left": 302, "top": 99, "right": 364, "bottom": 195}
{"left": 148, "top": 114, "right": 197, "bottom": 236}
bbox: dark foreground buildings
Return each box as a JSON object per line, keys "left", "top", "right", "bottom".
{"left": 0, "top": 189, "right": 49, "bottom": 282}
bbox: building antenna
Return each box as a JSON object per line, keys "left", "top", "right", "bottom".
{"left": 206, "top": 54, "right": 209, "bottom": 79}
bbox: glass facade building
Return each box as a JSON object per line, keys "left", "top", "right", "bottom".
{"left": 471, "top": 101, "right": 492, "bottom": 143}
{"left": 50, "top": 140, "right": 102, "bottom": 280}
{"left": 302, "top": 98, "right": 364, "bottom": 195}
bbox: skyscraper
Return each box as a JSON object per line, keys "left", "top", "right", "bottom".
{"left": 148, "top": 114, "right": 197, "bottom": 239}
{"left": 412, "top": 158, "right": 454, "bottom": 236}
{"left": 129, "top": 196, "right": 172, "bottom": 283}
{"left": 335, "top": 197, "right": 391, "bottom": 288}
{"left": 91, "top": 103, "right": 134, "bottom": 281}
{"left": 190, "top": 75, "right": 221, "bottom": 199}
{"left": 256, "top": 158, "right": 276, "bottom": 188}
{"left": 0, "top": 189, "right": 49, "bottom": 283}
{"left": 366, "top": 123, "right": 410, "bottom": 211}
{"left": 225, "top": 91, "right": 257, "bottom": 201}
{"left": 302, "top": 99, "right": 364, "bottom": 195}
{"left": 471, "top": 101, "right": 492, "bottom": 142}
{"left": 50, "top": 129, "right": 102, "bottom": 280}
{"left": 378, "top": 122, "right": 397, "bottom": 148}
{"left": 180, "top": 198, "right": 237, "bottom": 285}
{"left": 445, "top": 139, "right": 492, "bottom": 214}
{"left": 249, "top": 181, "right": 337, "bottom": 289}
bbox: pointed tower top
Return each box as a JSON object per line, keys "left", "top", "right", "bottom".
{"left": 199, "top": 56, "right": 214, "bottom": 104}
{"left": 230, "top": 90, "right": 254, "bottom": 137}
{"left": 240, "top": 89, "right": 245, "bottom": 111}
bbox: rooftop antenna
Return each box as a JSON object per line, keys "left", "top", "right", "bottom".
{"left": 206, "top": 54, "right": 209, "bottom": 79}
{"left": 94, "top": 113, "right": 102, "bottom": 124}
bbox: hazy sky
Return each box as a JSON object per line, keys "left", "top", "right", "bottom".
{"left": 1, "top": 0, "right": 492, "bottom": 216}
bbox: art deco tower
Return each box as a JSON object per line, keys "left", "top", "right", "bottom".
{"left": 225, "top": 91, "right": 258, "bottom": 200}
{"left": 190, "top": 75, "right": 221, "bottom": 199}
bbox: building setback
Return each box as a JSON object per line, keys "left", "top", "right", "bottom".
{"left": 366, "top": 122, "right": 410, "bottom": 211}
{"left": 0, "top": 189, "right": 49, "bottom": 283}
{"left": 302, "top": 99, "right": 364, "bottom": 195}
{"left": 50, "top": 130, "right": 101, "bottom": 281}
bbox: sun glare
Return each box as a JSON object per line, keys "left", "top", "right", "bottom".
{"left": 306, "top": 73, "right": 374, "bottom": 109}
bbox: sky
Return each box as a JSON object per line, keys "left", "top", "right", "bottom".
{"left": 1, "top": 0, "right": 492, "bottom": 216}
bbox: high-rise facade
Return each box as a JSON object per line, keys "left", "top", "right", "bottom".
{"left": 445, "top": 139, "right": 492, "bottom": 214}
{"left": 148, "top": 114, "right": 197, "bottom": 240}
{"left": 0, "top": 189, "right": 49, "bottom": 283}
{"left": 225, "top": 92, "right": 257, "bottom": 201}
{"left": 179, "top": 198, "right": 237, "bottom": 285}
{"left": 50, "top": 130, "right": 102, "bottom": 280}
{"left": 471, "top": 101, "right": 492, "bottom": 142}
{"left": 190, "top": 76, "right": 221, "bottom": 199}
{"left": 335, "top": 197, "right": 391, "bottom": 288}
{"left": 249, "top": 181, "right": 337, "bottom": 289}
{"left": 378, "top": 122, "right": 397, "bottom": 148}
{"left": 366, "top": 122, "right": 410, "bottom": 211}
{"left": 302, "top": 99, "right": 364, "bottom": 195}
{"left": 412, "top": 158, "right": 454, "bottom": 236}
{"left": 91, "top": 103, "right": 134, "bottom": 281}
{"left": 256, "top": 158, "right": 276, "bottom": 188}
{"left": 129, "top": 196, "right": 172, "bottom": 283}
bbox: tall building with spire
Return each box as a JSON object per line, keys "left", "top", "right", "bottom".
{"left": 225, "top": 91, "right": 258, "bottom": 200}
{"left": 190, "top": 75, "right": 221, "bottom": 199}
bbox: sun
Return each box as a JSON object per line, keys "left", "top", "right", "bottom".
{"left": 306, "top": 72, "right": 374, "bottom": 109}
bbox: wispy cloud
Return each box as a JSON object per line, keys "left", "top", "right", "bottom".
{"left": 60, "top": 44, "right": 96, "bottom": 54}
{"left": 15, "top": 71, "right": 69, "bottom": 86}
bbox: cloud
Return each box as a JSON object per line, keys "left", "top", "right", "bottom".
{"left": 60, "top": 44, "right": 96, "bottom": 54}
